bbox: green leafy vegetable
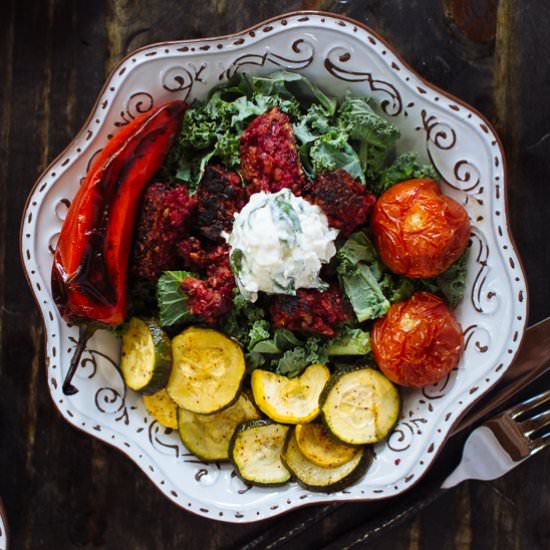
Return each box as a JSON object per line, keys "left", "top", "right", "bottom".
{"left": 293, "top": 103, "right": 333, "bottom": 145}
{"left": 253, "top": 70, "right": 337, "bottom": 115}
{"left": 337, "top": 96, "right": 400, "bottom": 183}
{"left": 249, "top": 328, "right": 303, "bottom": 354}
{"left": 156, "top": 271, "right": 196, "bottom": 327}
{"left": 376, "top": 152, "right": 439, "bottom": 195}
{"left": 338, "top": 261, "right": 390, "bottom": 322}
{"left": 309, "top": 130, "right": 364, "bottom": 182}
{"left": 380, "top": 274, "right": 415, "bottom": 303}
{"left": 416, "top": 251, "right": 469, "bottom": 308}
{"left": 337, "top": 96, "right": 399, "bottom": 148}
{"left": 336, "top": 232, "right": 417, "bottom": 321}
{"left": 275, "top": 337, "right": 329, "bottom": 378}
{"left": 245, "top": 324, "right": 329, "bottom": 378}
{"left": 248, "top": 320, "right": 272, "bottom": 351}
{"left": 159, "top": 71, "right": 403, "bottom": 190}
{"left": 221, "top": 290, "right": 266, "bottom": 348}
{"left": 273, "top": 329, "right": 302, "bottom": 351}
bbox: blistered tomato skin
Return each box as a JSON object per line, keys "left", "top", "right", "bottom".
{"left": 370, "top": 178, "right": 470, "bottom": 278}
{"left": 371, "top": 292, "right": 464, "bottom": 387}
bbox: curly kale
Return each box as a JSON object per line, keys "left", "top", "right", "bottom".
{"left": 376, "top": 152, "right": 439, "bottom": 195}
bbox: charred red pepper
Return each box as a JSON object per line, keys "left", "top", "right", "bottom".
{"left": 51, "top": 100, "right": 186, "bottom": 393}
{"left": 52, "top": 100, "right": 186, "bottom": 325}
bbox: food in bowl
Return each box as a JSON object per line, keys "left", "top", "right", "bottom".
{"left": 50, "top": 70, "right": 470, "bottom": 491}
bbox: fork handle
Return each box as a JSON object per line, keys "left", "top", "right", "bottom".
{"left": 442, "top": 427, "right": 521, "bottom": 489}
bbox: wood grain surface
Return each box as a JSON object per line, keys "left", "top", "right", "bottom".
{"left": 2, "top": 0, "right": 550, "bottom": 548}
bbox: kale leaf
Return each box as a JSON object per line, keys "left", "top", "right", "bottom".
{"left": 156, "top": 271, "right": 196, "bottom": 327}
{"left": 376, "top": 152, "right": 439, "bottom": 195}
{"left": 416, "top": 251, "right": 469, "bottom": 308}
{"left": 220, "top": 290, "right": 266, "bottom": 348}
{"left": 336, "top": 232, "right": 390, "bottom": 321}
{"left": 275, "top": 337, "right": 329, "bottom": 378}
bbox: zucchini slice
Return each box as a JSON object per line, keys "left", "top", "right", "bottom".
{"left": 177, "top": 393, "right": 260, "bottom": 461}
{"left": 167, "top": 327, "right": 245, "bottom": 414}
{"left": 229, "top": 419, "right": 291, "bottom": 486}
{"left": 143, "top": 389, "right": 178, "bottom": 429}
{"left": 120, "top": 317, "right": 172, "bottom": 394}
{"left": 320, "top": 367, "right": 400, "bottom": 445}
{"left": 282, "top": 429, "right": 371, "bottom": 492}
{"left": 251, "top": 364, "right": 330, "bottom": 424}
{"left": 295, "top": 423, "right": 360, "bottom": 468}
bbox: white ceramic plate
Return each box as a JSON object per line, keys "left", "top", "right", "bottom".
{"left": 21, "top": 12, "right": 527, "bottom": 522}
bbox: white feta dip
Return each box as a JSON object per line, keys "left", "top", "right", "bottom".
{"left": 226, "top": 189, "right": 339, "bottom": 302}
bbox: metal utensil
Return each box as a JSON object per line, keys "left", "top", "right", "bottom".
{"left": 442, "top": 388, "right": 550, "bottom": 488}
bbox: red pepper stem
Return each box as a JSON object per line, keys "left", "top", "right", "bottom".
{"left": 62, "top": 323, "right": 97, "bottom": 395}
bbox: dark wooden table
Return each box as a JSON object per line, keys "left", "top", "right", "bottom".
{"left": 2, "top": 0, "right": 550, "bottom": 548}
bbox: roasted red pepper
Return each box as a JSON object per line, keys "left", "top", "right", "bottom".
{"left": 51, "top": 100, "right": 186, "bottom": 327}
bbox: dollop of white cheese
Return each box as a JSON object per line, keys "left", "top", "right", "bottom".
{"left": 226, "top": 189, "right": 338, "bottom": 302}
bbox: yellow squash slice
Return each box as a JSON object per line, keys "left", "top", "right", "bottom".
{"left": 143, "top": 389, "right": 178, "bottom": 429}
{"left": 295, "top": 423, "right": 360, "bottom": 468}
{"left": 167, "top": 327, "right": 245, "bottom": 414}
{"left": 282, "top": 428, "right": 371, "bottom": 492}
{"left": 251, "top": 363, "right": 330, "bottom": 424}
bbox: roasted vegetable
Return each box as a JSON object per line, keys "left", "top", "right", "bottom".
{"left": 51, "top": 101, "right": 186, "bottom": 326}
{"left": 120, "top": 317, "right": 172, "bottom": 394}
{"left": 294, "top": 423, "right": 360, "bottom": 468}
{"left": 320, "top": 366, "right": 400, "bottom": 445}
{"left": 251, "top": 363, "right": 330, "bottom": 423}
{"left": 143, "top": 389, "right": 178, "bottom": 429}
{"left": 166, "top": 327, "right": 245, "bottom": 414}
{"left": 229, "top": 419, "right": 291, "bottom": 486}
{"left": 325, "top": 328, "right": 371, "bottom": 356}
{"left": 282, "top": 428, "right": 371, "bottom": 492}
{"left": 371, "top": 291, "right": 464, "bottom": 387}
{"left": 51, "top": 100, "right": 186, "bottom": 394}
{"left": 177, "top": 393, "right": 260, "bottom": 461}
{"left": 370, "top": 178, "right": 471, "bottom": 278}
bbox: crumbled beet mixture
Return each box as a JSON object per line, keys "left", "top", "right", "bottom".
{"left": 304, "top": 170, "right": 376, "bottom": 236}
{"left": 131, "top": 183, "right": 197, "bottom": 281}
{"left": 240, "top": 108, "right": 305, "bottom": 194}
{"left": 178, "top": 238, "right": 229, "bottom": 273}
{"left": 178, "top": 240, "right": 235, "bottom": 323}
{"left": 270, "top": 285, "right": 353, "bottom": 337}
{"left": 196, "top": 165, "right": 248, "bottom": 243}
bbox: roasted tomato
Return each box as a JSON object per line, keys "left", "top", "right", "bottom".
{"left": 370, "top": 178, "right": 470, "bottom": 278}
{"left": 371, "top": 292, "right": 463, "bottom": 387}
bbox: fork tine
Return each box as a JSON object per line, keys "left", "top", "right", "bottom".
{"left": 509, "top": 389, "right": 550, "bottom": 419}
{"left": 519, "top": 409, "right": 550, "bottom": 437}
{"left": 530, "top": 432, "right": 550, "bottom": 455}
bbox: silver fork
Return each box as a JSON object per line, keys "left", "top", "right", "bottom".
{"left": 442, "top": 388, "right": 550, "bottom": 489}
